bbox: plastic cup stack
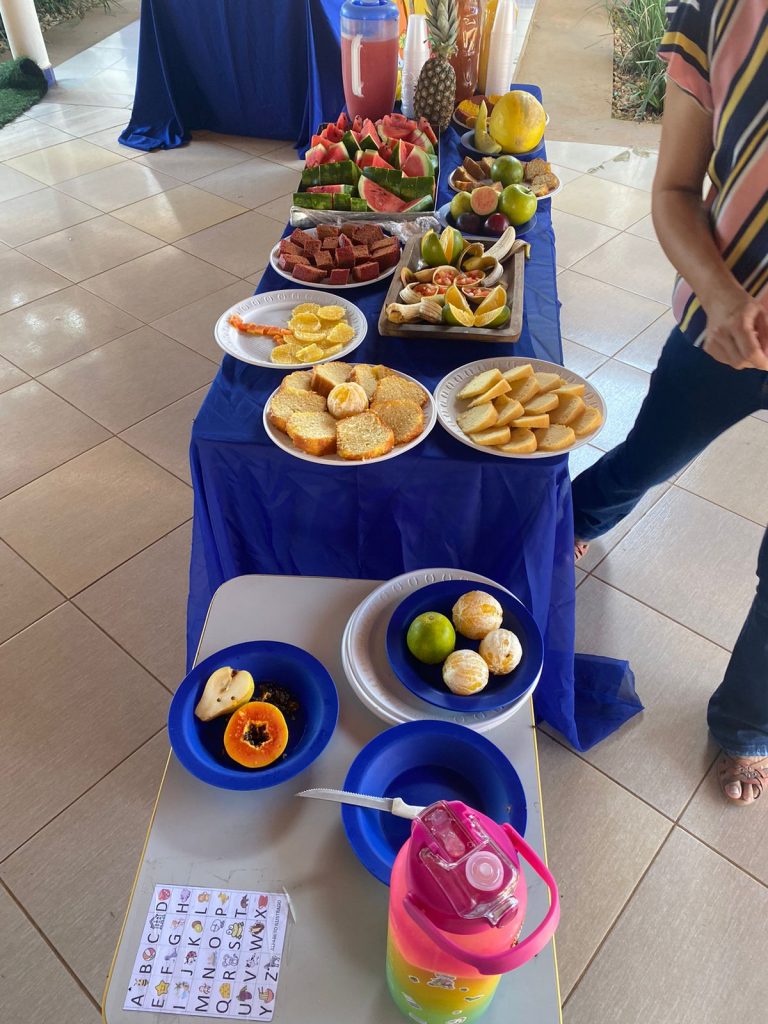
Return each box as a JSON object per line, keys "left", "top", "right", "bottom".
{"left": 484, "top": 0, "right": 516, "bottom": 98}
{"left": 400, "top": 14, "right": 430, "bottom": 120}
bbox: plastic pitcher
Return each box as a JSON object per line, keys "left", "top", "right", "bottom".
{"left": 341, "top": 0, "right": 401, "bottom": 122}
{"left": 387, "top": 800, "right": 559, "bottom": 1023}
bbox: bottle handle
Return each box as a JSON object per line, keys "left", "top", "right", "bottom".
{"left": 351, "top": 35, "right": 364, "bottom": 97}
{"left": 403, "top": 825, "right": 559, "bottom": 976}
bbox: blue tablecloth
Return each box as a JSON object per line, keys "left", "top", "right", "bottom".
{"left": 120, "top": 0, "right": 345, "bottom": 151}
{"left": 186, "top": 108, "right": 642, "bottom": 752}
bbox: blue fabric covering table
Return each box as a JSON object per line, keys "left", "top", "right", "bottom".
{"left": 187, "top": 99, "right": 641, "bottom": 752}
{"left": 120, "top": 0, "right": 345, "bottom": 152}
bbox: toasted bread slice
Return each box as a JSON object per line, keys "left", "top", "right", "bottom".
{"left": 549, "top": 395, "right": 586, "bottom": 425}
{"left": 502, "top": 364, "right": 534, "bottom": 384}
{"left": 534, "top": 425, "right": 576, "bottom": 452}
{"left": 457, "top": 403, "right": 498, "bottom": 434}
{"left": 336, "top": 411, "right": 395, "bottom": 460}
{"left": 524, "top": 158, "right": 551, "bottom": 181}
{"left": 374, "top": 374, "right": 428, "bottom": 407}
{"left": 494, "top": 396, "right": 525, "bottom": 427}
{"left": 513, "top": 413, "right": 550, "bottom": 429}
{"left": 310, "top": 361, "right": 353, "bottom": 397}
{"left": 506, "top": 376, "right": 541, "bottom": 405}
{"left": 498, "top": 428, "right": 537, "bottom": 454}
{"left": 472, "top": 426, "right": 512, "bottom": 446}
{"left": 371, "top": 399, "right": 425, "bottom": 445}
{"left": 554, "top": 383, "right": 586, "bottom": 398}
{"left": 286, "top": 411, "right": 337, "bottom": 456}
{"left": 468, "top": 378, "right": 512, "bottom": 407}
{"left": 532, "top": 372, "right": 563, "bottom": 394}
{"left": 524, "top": 392, "right": 559, "bottom": 415}
{"left": 280, "top": 369, "right": 313, "bottom": 393}
{"left": 350, "top": 364, "right": 378, "bottom": 401}
{"left": 267, "top": 389, "right": 327, "bottom": 432}
{"left": 572, "top": 405, "right": 603, "bottom": 437}
{"left": 457, "top": 368, "right": 504, "bottom": 400}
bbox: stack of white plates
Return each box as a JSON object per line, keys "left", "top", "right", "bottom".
{"left": 341, "top": 568, "right": 540, "bottom": 732}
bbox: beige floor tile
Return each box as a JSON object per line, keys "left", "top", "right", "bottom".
{"left": 82, "top": 247, "right": 238, "bottom": 320}
{"left": 537, "top": 733, "right": 669, "bottom": 997}
{"left": 545, "top": 140, "right": 629, "bottom": 172}
{"left": 135, "top": 138, "right": 251, "bottom": 182}
{"left": 0, "top": 356, "right": 29, "bottom": 395}
{"left": 55, "top": 47, "right": 123, "bottom": 76}
{"left": 563, "top": 829, "right": 768, "bottom": 1024}
{"left": 0, "top": 119, "right": 72, "bottom": 161}
{"left": 0, "top": 731, "right": 169, "bottom": 1001}
{"left": 120, "top": 388, "right": 208, "bottom": 484}
{"left": 0, "top": 381, "right": 108, "bottom": 497}
{"left": 81, "top": 125, "right": 144, "bottom": 158}
{"left": 248, "top": 269, "right": 265, "bottom": 289}
{"left": 19, "top": 214, "right": 164, "bottom": 283}
{"left": 42, "top": 84, "right": 133, "bottom": 110}
{"left": 677, "top": 417, "right": 768, "bottom": 526}
{"left": 199, "top": 132, "right": 287, "bottom": 157}
{"left": 574, "top": 565, "right": 587, "bottom": 586}
{"left": 0, "top": 163, "right": 45, "bottom": 203}
{"left": 0, "top": 603, "right": 168, "bottom": 859}
{"left": 551, "top": 209, "right": 618, "bottom": 268}
{"left": 0, "top": 250, "right": 69, "bottom": 315}
{"left": 681, "top": 763, "right": 768, "bottom": 885}
{"left": 261, "top": 142, "right": 305, "bottom": 171}
{"left": 255, "top": 191, "right": 294, "bottom": 224}
{"left": 571, "top": 232, "right": 676, "bottom": 305}
{"left": 175, "top": 209, "right": 278, "bottom": 276}
{"left": 566, "top": 442, "right": 603, "bottom": 481}
{"left": 562, "top": 338, "right": 607, "bottom": 377}
{"left": 0, "top": 539, "right": 63, "bottom": 643}
{"left": 589, "top": 147, "right": 658, "bottom": 192}
{"left": 0, "top": 887, "right": 101, "bottom": 1024}
{"left": 626, "top": 212, "right": 658, "bottom": 241}
{"left": 0, "top": 285, "right": 142, "bottom": 374}
{"left": 0, "top": 438, "right": 191, "bottom": 596}
{"left": 567, "top": 578, "right": 728, "bottom": 817}
{"left": 594, "top": 488, "right": 762, "bottom": 651}
{"left": 40, "top": 326, "right": 215, "bottom": 432}
{"left": 75, "top": 522, "right": 192, "bottom": 687}
{"left": 55, "top": 160, "right": 178, "bottom": 213}
{"left": 553, "top": 174, "right": 651, "bottom": 230}
{"left": 615, "top": 308, "right": 675, "bottom": 372}
{"left": 585, "top": 359, "right": 650, "bottom": 451}
{"left": 754, "top": 409, "right": 768, "bottom": 423}
{"left": 151, "top": 280, "right": 251, "bottom": 360}
{"left": 548, "top": 163, "right": 582, "bottom": 187}
{"left": 557, "top": 271, "right": 667, "bottom": 354}
{"left": 194, "top": 156, "right": 297, "bottom": 208}
{"left": 6, "top": 137, "right": 123, "bottom": 184}
{"left": 85, "top": 67, "right": 137, "bottom": 94}
{"left": 111, "top": 184, "right": 247, "bottom": 243}
{"left": 0, "top": 187, "right": 100, "bottom": 246}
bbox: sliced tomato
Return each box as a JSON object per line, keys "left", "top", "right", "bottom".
{"left": 455, "top": 271, "right": 485, "bottom": 287}
{"left": 433, "top": 267, "right": 460, "bottom": 287}
{"left": 411, "top": 282, "right": 439, "bottom": 297}
{"left": 462, "top": 286, "right": 492, "bottom": 301}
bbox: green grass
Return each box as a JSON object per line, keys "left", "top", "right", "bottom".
{"left": 0, "top": 0, "right": 112, "bottom": 52}
{"left": 0, "top": 57, "right": 47, "bottom": 127}
{"left": 608, "top": 0, "right": 668, "bottom": 116}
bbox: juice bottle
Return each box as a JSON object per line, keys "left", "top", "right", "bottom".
{"left": 477, "top": 0, "right": 498, "bottom": 95}
{"left": 450, "top": 0, "right": 482, "bottom": 103}
{"left": 341, "top": 0, "right": 401, "bottom": 121}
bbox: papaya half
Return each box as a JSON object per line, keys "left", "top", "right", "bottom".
{"left": 223, "top": 701, "right": 289, "bottom": 769}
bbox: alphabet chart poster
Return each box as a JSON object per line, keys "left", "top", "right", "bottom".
{"left": 123, "top": 884, "right": 288, "bottom": 1020}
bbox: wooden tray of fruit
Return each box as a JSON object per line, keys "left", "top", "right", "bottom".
{"left": 378, "top": 228, "right": 526, "bottom": 343}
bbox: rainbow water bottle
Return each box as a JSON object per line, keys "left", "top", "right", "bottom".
{"left": 387, "top": 800, "right": 559, "bottom": 1023}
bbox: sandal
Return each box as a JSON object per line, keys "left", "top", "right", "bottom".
{"left": 718, "top": 753, "right": 768, "bottom": 805}
{"left": 574, "top": 540, "right": 590, "bottom": 562}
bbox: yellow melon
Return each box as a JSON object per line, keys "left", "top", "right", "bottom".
{"left": 489, "top": 92, "right": 546, "bottom": 154}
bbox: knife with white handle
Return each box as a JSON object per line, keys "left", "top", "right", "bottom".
{"left": 297, "top": 787, "right": 425, "bottom": 820}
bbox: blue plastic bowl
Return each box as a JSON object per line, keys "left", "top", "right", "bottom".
{"left": 459, "top": 128, "right": 545, "bottom": 162}
{"left": 342, "top": 720, "right": 527, "bottom": 885}
{"left": 386, "top": 580, "right": 543, "bottom": 712}
{"left": 168, "top": 640, "right": 338, "bottom": 790}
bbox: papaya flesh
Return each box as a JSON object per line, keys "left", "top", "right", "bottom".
{"left": 223, "top": 701, "right": 288, "bottom": 768}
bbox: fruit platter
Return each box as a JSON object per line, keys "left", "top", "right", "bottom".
{"left": 263, "top": 361, "right": 436, "bottom": 465}
{"left": 459, "top": 91, "right": 547, "bottom": 158}
{"left": 437, "top": 183, "right": 537, "bottom": 242}
{"left": 450, "top": 154, "right": 561, "bottom": 200}
{"left": 294, "top": 112, "right": 439, "bottom": 216}
{"left": 379, "top": 226, "right": 526, "bottom": 342}
{"left": 271, "top": 223, "right": 401, "bottom": 289}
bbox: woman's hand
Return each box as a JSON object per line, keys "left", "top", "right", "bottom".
{"left": 702, "top": 288, "right": 768, "bottom": 370}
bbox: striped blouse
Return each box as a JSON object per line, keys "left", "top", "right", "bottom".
{"left": 659, "top": 1, "right": 768, "bottom": 347}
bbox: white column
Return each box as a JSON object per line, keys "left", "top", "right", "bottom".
{"left": 0, "top": 0, "right": 52, "bottom": 70}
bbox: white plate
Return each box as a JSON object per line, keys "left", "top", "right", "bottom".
{"left": 214, "top": 289, "right": 367, "bottom": 369}
{"left": 435, "top": 356, "right": 607, "bottom": 459}
{"left": 341, "top": 568, "right": 538, "bottom": 731}
{"left": 263, "top": 367, "right": 437, "bottom": 466}
{"left": 447, "top": 166, "right": 562, "bottom": 202}
{"left": 269, "top": 227, "right": 399, "bottom": 291}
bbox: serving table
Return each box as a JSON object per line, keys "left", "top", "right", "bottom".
{"left": 103, "top": 574, "right": 562, "bottom": 1023}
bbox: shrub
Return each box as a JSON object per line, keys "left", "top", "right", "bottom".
{"left": 609, "top": 0, "right": 668, "bottom": 115}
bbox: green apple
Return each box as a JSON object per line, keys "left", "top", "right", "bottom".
{"left": 499, "top": 184, "right": 537, "bottom": 226}
{"left": 450, "top": 191, "right": 473, "bottom": 221}
{"left": 491, "top": 155, "right": 524, "bottom": 187}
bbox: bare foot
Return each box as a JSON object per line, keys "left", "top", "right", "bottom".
{"left": 574, "top": 540, "right": 590, "bottom": 562}
{"left": 718, "top": 753, "right": 768, "bottom": 804}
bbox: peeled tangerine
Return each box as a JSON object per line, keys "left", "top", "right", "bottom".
{"left": 452, "top": 590, "right": 504, "bottom": 640}
{"left": 194, "top": 667, "right": 254, "bottom": 721}
{"left": 479, "top": 628, "right": 522, "bottom": 675}
{"left": 327, "top": 381, "right": 368, "bottom": 419}
{"left": 443, "top": 649, "right": 490, "bottom": 696}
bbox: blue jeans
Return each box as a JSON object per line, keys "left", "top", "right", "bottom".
{"left": 572, "top": 327, "right": 768, "bottom": 756}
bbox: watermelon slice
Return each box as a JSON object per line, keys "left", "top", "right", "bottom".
{"left": 305, "top": 144, "right": 329, "bottom": 168}
{"left": 378, "top": 142, "right": 395, "bottom": 164}
{"left": 401, "top": 146, "right": 433, "bottom": 178}
{"left": 362, "top": 118, "right": 378, "bottom": 140}
{"left": 321, "top": 123, "right": 345, "bottom": 144}
{"left": 306, "top": 184, "right": 354, "bottom": 194}
{"left": 418, "top": 117, "right": 438, "bottom": 146}
{"left": 359, "top": 132, "right": 380, "bottom": 151}
{"left": 381, "top": 113, "right": 418, "bottom": 139}
{"left": 342, "top": 131, "right": 360, "bottom": 157}
{"left": 357, "top": 176, "right": 407, "bottom": 213}
{"left": 325, "top": 142, "right": 350, "bottom": 163}
{"left": 402, "top": 195, "right": 434, "bottom": 212}
{"left": 405, "top": 128, "right": 435, "bottom": 154}
{"left": 362, "top": 166, "right": 403, "bottom": 192}
{"left": 310, "top": 134, "right": 329, "bottom": 149}
{"left": 391, "top": 139, "right": 413, "bottom": 170}
{"left": 352, "top": 115, "right": 363, "bottom": 133}
{"left": 371, "top": 153, "right": 396, "bottom": 170}
{"left": 396, "top": 175, "right": 434, "bottom": 201}
{"left": 356, "top": 150, "right": 378, "bottom": 168}
{"left": 336, "top": 111, "right": 350, "bottom": 132}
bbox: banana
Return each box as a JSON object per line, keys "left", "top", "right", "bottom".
{"left": 483, "top": 226, "right": 518, "bottom": 263}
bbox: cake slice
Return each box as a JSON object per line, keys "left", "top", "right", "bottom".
{"left": 468, "top": 379, "right": 512, "bottom": 408}
{"left": 374, "top": 374, "right": 429, "bottom": 407}
{"left": 534, "top": 425, "right": 576, "bottom": 451}
{"left": 267, "top": 389, "right": 327, "bottom": 432}
{"left": 310, "top": 361, "right": 354, "bottom": 397}
{"left": 549, "top": 395, "right": 586, "bottom": 426}
{"left": 471, "top": 426, "right": 512, "bottom": 446}
{"left": 286, "top": 411, "right": 338, "bottom": 456}
{"left": 280, "top": 369, "right": 313, "bottom": 393}
{"left": 350, "top": 364, "right": 378, "bottom": 401}
{"left": 457, "top": 368, "right": 503, "bottom": 400}
{"left": 370, "top": 399, "right": 425, "bottom": 445}
{"left": 498, "top": 428, "right": 537, "bottom": 454}
{"left": 336, "top": 412, "right": 395, "bottom": 460}
{"left": 572, "top": 405, "right": 603, "bottom": 437}
{"left": 457, "top": 403, "right": 498, "bottom": 435}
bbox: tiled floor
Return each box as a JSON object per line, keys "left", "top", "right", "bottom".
{"left": 0, "top": 21, "right": 766, "bottom": 1024}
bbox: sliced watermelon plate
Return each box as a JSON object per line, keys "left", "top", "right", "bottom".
{"left": 357, "top": 176, "right": 406, "bottom": 213}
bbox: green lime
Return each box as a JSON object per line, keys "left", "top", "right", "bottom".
{"left": 491, "top": 155, "right": 524, "bottom": 187}
{"left": 406, "top": 612, "right": 456, "bottom": 665}
{"left": 450, "top": 191, "right": 473, "bottom": 221}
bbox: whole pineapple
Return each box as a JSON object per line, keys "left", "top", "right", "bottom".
{"left": 414, "top": 0, "right": 458, "bottom": 133}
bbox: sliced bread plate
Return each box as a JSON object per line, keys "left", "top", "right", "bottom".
{"left": 435, "top": 356, "right": 606, "bottom": 459}
{"left": 270, "top": 226, "right": 400, "bottom": 291}
{"left": 448, "top": 164, "right": 562, "bottom": 202}
{"left": 263, "top": 366, "right": 437, "bottom": 466}
{"left": 215, "top": 289, "right": 367, "bottom": 369}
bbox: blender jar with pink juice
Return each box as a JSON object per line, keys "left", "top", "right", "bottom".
{"left": 341, "top": 0, "right": 401, "bottom": 122}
